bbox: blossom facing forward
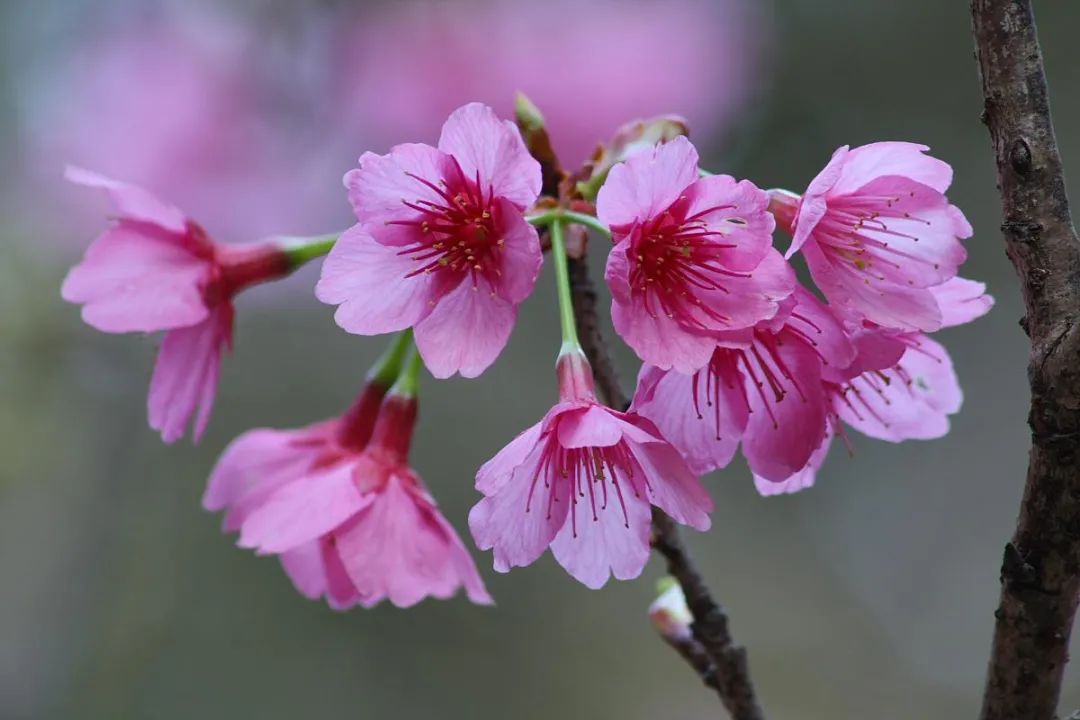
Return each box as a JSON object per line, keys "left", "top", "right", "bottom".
{"left": 469, "top": 351, "right": 713, "bottom": 589}
{"left": 770, "top": 142, "right": 973, "bottom": 333}
{"left": 61, "top": 167, "right": 291, "bottom": 442}
{"left": 597, "top": 136, "right": 794, "bottom": 372}
{"left": 205, "top": 383, "right": 491, "bottom": 609}
{"left": 316, "top": 103, "right": 543, "bottom": 379}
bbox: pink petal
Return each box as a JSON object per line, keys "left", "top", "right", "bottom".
{"left": 203, "top": 421, "right": 336, "bottom": 531}
{"left": 322, "top": 540, "right": 364, "bottom": 611}
{"left": 437, "top": 102, "right": 541, "bottom": 209}
{"left": 802, "top": 241, "right": 944, "bottom": 332}
{"left": 606, "top": 242, "right": 717, "bottom": 373}
{"left": 549, "top": 490, "right": 652, "bottom": 589}
{"left": 627, "top": 424, "right": 712, "bottom": 531}
{"left": 596, "top": 135, "right": 699, "bottom": 231}
{"left": 315, "top": 224, "right": 446, "bottom": 335}
{"left": 344, "top": 143, "right": 450, "bottom": 237}
{"left": 754, "top": 435, "right": 831, "bottom": 497}
{"left": 931, "top": 277, "right": 994, "bottom": 328}
{"left": 740, "top": 336, "right": 828, "bottom": 482}
{"left": 62, "top": 223, "right": 211, "bottom": 333}
{"left": 631, "top": 362, "right": 747, "bottom": 476}
{"left": 469, "top": 439, "right": 569, "bottom": 573}
{"left": 682, "top": 174, "right": 775, "bottom": 271}
{"left": 66, "top": 165, "right": 187, "bottom": 234}
{"left": 279, "top": 542, "right": 328, "bottom": 600}
{"left": 413, "top": 279, "right": 517, "bottom": 378}
{"left": 147, "top": 306, "right": 231, "bottom": 444}
{"left": 555, "top": 405, "right": 626, "bottom": 449}
{"left": 789, "top": 145, "right": 848, "bottom": 256}
{"left": 475, "top": 421, "right": 543, "bottom": 495}
{"left": 488, "top": 197, "right": 543, "bottom": 303}
{"left": 786, "top": 286, "right": 856, "bottom": 370}
{"left": 238, "top": 461, "right": 370, "bottom": 554}
{"left": 832, "top": 142, "right": 953, "bottom": 195}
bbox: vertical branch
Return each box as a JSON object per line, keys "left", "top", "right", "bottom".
{"left": 566, "top": 232, "right": 766, "bottom": 720}
{"left": 972, "top": 2, "right": 1080, "bottom": 719}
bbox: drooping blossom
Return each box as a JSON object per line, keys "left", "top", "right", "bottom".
{"left": 316, "top": 103, "right": 542, "bottom": 378}
{"left": 754, "top": 280, "right": 993, "bottom": 495}
{"left": 769, "top": 142, "right": 973, "bottom": 333}
{"left": 469, "top": 350, "right": 712, "bottom": 589}
{"left": 597, "top": 136, "right": 794, "bottom": 372}
{"left": 206, "top": 381, "right": 491, "bottom": 609}
{"left": 632, "top": 286, "right": 856, "bottom": 482}
{"left": 61, "top": 167, "right": 292, "bottom": 443}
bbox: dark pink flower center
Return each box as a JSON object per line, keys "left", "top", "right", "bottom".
{"left": 388, "top": 158, "right": 503, "bottom": 288}
{"left": 525, "top": 431, "right": 649, "bottom": 537}
{"left": 627, "top": 195, "right": 746, "bottom": 329}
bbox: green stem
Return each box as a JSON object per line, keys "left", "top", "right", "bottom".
{"left": 560, "top": 210, "right": 611, "bottom": 238}
{"left": 525, "top": 209, "right": 611, "bottom": 239}
{"left": 368, "top": 329, "right": 414, "bottom": 388}
{"left": 549, "top": 219, "right": 582, "bottom": 354}
{"left": 389, "top": 341, "right": 424, "bottom": 398}
{"left": 280, "top": 233, "right": 340, "bottom": 269}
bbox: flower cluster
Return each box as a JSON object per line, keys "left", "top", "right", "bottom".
{"left": 62, "top": 100, "right": 989, "bottom": 608}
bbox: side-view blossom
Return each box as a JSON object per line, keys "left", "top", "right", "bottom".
{"left": 597, "top": 136, "right": 794, "bottom": 372}
{"left": 770, "top": 142, "right": 973, "bottom": 333}
{"left": 470, "top": 350, "right": 713, "bottom": 589}
{"left": 205, "top": 343, "right": 491, "bottom": 609}
{"left": 316, "top": 102, "right": 543, "bottom": 379}
{"left": 754, "top": 281, "right": 993, "bottom": 495}
{"left": 632, "top": 286, "right": 855, "bottom": 482}
{"left": 61, "top": 167, "right": 293, "bottom": 443}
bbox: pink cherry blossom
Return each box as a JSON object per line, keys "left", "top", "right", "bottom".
{"left": 317, "top": 103, "right": 542, "bottom": 379}
{"left": 207, "top": 386, "right": 491, "bottom": 609}
{"left": 469, "top": 351, "right": 712, "bottom": 589}
{"left": 632, "top": 286, "right": 856, "bottom": 482}
{"left": 597, "top": 136, "right": 795, "bottom": 372}
{"left": 770, "top": 142, "right": 973, "bottom": 333}
{"left": 61, "top": 167, "right": 292, "bottom": 443}
{"left": 753, "top": 283, "right": 992, "bottom": 495}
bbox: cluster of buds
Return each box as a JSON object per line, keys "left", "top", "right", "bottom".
{"left": 63, "top": 100, "right": 990, "bottom": 607}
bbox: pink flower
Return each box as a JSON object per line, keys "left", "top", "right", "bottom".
{"left": 770, "top": 142, "right": 973, "bottom": 332}
{"left": 469, "top": 351, "right": 712, "bottom": 589}
{"left": 597, "top": 136, "right": 794, "bottom": 372}
{"left": 61, "top": 167, "right": 291, "bottom": 443}
{"left": 632, "top": 286, "right": 856, "bottom": 482}
{"left": 752, "top": 281, "right": 993, "bottom": 495}
{"left": 206, "top": 385, "right": 491, "bottom": 609}
{"left": 317, "top": 103, "right": 542, "bottom": 379}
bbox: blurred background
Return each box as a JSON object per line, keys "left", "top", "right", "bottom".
{"left": 2, "top": 1, "right": 1079, "bottom": 718}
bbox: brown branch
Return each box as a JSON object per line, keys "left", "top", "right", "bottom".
{"left": 972, "top": 3, "right": 1080, "bottom": 719}
{"left": 566, "top": 229, "right": 766, "bottom": 720}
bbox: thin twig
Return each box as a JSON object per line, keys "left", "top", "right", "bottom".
{"left": 566, "top": 228, "right": 766, "bottom": 720}
{"left": 972, "top": 2, "right": 1080, "bottom": 719}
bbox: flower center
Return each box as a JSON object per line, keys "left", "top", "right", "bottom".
{"left": 525, "top": 433, "right": 649, "bottom": 537}
{"left": 626, "top": 197, "right": 748, "bottom": 329}
{"left": 388, "top": 158, "right": 502, "bottom": 288}
{"left": 815, "top": 192, "right": 939, "bottom": 282}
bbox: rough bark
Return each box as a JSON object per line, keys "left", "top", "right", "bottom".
{"left": 972, "top": 2, "right": 1080, "bottom": 719}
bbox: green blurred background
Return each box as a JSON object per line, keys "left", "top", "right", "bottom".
{"left": 3, "top": 1, "right": 1080, "bottom": 718}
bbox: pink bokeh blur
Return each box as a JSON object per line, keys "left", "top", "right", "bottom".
{"left": 22, "top": 0, "right": 767, "bottom": 245}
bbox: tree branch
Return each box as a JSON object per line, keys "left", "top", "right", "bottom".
{"left": 566, "top": 231, "right": 766, "bottom": 720}
{"left": 972, "top": 2, "right": 1080, "bottom": 719}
